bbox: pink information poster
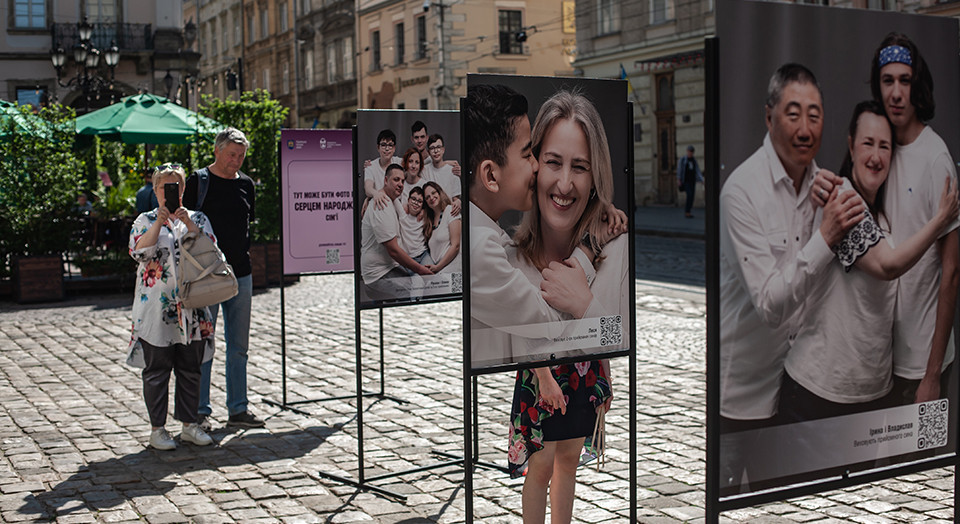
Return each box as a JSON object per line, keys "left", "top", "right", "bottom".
{"left": 280, "top": 129, "right": 354, "bottom": 274}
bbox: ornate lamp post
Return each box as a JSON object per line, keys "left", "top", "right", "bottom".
{"left": 50, "top": 17, "right": 121, "bottom": 111}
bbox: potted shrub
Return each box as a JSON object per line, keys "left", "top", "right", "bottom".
{"left": 0, "top": 103, "right": 83, "bottom": 303}
{"left": 198, "top": 90, "right": 290, "bottom": 287}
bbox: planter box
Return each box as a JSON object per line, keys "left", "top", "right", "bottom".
{"left": 250, "top": 244, "right": 268, "bottom": 289}
{"left": 12, "top": 255, "right": 64, "bottom": 303}
{"left": 265, "top": 242, "right": 299, "bottom": 285}
{"left": 250, "top": 243, "right": 298, "bottom": 288}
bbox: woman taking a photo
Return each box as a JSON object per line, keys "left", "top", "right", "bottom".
{"left": 423, "top": 181, "right": 461, "bottom": 274}
{"left": 507, "top": 91, "right": 628, "bottom": 524}
{"left": 126, "top": 163, "right": 217, "bottom": 451}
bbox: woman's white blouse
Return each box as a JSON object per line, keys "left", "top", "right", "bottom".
{"left": 125, "top": 210, "right": 217, "bottom": 368}
{"left": 428, "top": 205, "right": 461, "bottom": 273}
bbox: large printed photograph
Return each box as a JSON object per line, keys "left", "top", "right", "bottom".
{"left": 355, "top": 110, "right": 463, "bottom": 307}
{"left": 465, "top": 74, "right": 632, "bottom": 372}
{"left": 715, "top": 0, "right": 960, "bottom": 499}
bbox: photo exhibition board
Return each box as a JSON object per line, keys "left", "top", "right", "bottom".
{"left": 354, "top": 110, "right": 463, "bottom": 308}
{"left": 465, "top": 74, "right": 634, "bottom": 373}
{"left": 713, "top": 0, "right": 960, "bottom": 501}
{"left": 281, "top": 128, "right": 354, "bottom": 275}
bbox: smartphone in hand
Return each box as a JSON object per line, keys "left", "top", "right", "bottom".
{"left": 164, "top": 183, "right": 180, "bottom": 213}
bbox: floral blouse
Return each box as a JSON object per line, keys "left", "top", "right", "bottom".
{"left": 125, "top": 209, "right": 216, "bottom": 368}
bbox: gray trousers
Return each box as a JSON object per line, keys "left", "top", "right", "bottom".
{"left": 140, "top": 338, "right": 204, "bottom": 427}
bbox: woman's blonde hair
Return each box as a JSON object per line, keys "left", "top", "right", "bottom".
{"left": 422, "top": 181, "right": 452, "bottom": 242}
{"left": 514, "top": 90, "right": 614, "bottom": 271}
{"left": 151, "top": 163, "right": 187, "bottom": 188}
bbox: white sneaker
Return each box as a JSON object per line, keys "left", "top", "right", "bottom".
{"left": 149, "top": 427, "right": 176, "bottom": 450}
{"left": 181, "top": 423, "right": 213, "bottom": 446}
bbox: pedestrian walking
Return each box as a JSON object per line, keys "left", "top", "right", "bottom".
{"left": 677, "top": 145, "right": 703, "bottom": 218}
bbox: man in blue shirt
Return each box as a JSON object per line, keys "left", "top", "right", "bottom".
{"left": 135, "top": 168, "right": 158, "bottom": 214}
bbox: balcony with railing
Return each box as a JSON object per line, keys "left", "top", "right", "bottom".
{"left": 300, "top": 78, "right": 357, "bottom": 111}
{"left": 51, "top": 23, "right": 153, "bottom": 52}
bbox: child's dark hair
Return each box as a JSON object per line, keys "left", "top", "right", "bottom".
{"left": 427, "top": 133, "right": 444, "bottom": 148}
{"left": 376, "top": 129, "right": 396, "bottom": 146}
{"left": 838, "top": 100, "right": 896, "bottom": 219}
{"left": 464, "top": 84, "right": 528, "bottom": 188}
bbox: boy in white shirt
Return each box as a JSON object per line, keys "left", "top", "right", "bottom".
{"left": 422, "top": 133, "right": 462, "bottom": 215}
{"left": 363, "top": 129, "right": 402, "bottom": 199}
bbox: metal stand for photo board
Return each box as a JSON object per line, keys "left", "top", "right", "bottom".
{"left": 315, "top": 124, "right": 503, "bottom": 501}
{"left": 315, "top": 302, "right": 506, "bottom": 501}
{"left": 264, "top": 134, "right": 403, "bottom": 416}
{"left": 460, "top": 96, "right": 638, "bottom": 522}
{"left": 263, "top": 288, "right": 407, "bottom": 417}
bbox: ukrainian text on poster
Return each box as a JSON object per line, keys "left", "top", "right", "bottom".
{"left": 281, "top": 129, "right": 353, "bottom": 274}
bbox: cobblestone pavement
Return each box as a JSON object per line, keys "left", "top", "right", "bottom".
{"left": 0, "top": 269, "right": 956, "bottom": 522}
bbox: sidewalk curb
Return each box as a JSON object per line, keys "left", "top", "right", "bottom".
{"left": 635, "top": 228, "right": 705, "bottom": 241}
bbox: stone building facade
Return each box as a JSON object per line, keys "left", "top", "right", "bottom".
{"left": 1, "top": 0, "right": 191, "bottom": 113}
{"left": 357, "top": 0, "right": 577, "bottom": 111}
{"left": 573, "top": 0, "right": 946, "bottom": 208}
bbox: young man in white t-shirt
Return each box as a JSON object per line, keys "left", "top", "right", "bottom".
{"left": 422, "top": 133, "right": 462, "bottom": 216}
{"left": 411, "top": 120, "right": 430, "bottom": 166}
{"left": 814, "top": 33, "right": 959, "bottom": 405}
{"left": 872, "top": 34, "right": 959, "bottom": 404}
{"left": 363, "top": 129, "right": 402, "bottom": 199}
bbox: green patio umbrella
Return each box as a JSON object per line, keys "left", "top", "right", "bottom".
{"left": 75, "top": 93, "right": 222, "bottom": 144}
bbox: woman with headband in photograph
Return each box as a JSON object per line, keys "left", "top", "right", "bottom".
{"left": 422, "top": 181, "right": 461, "bottom": 274}
{"left": 506, "top": 90, "right": 628, "bottom": 524}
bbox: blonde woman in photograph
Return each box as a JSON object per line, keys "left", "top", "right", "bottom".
{"left": 422, "top": 181, "right": 461, "bottom": 274}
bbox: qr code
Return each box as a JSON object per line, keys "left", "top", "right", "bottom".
{"left": 917, "top": 399, "right": 948, "bottom": 449}
{"left": 326, "top": 248, "right": 340, "bottom": 265}
{"left": 451, "top": 272, "right": 462, "bottom": 293}
{"left": 599, "top": 315, "right": 622, "bottom": 346}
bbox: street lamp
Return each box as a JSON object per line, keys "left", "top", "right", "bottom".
{"left": 85, "top": 47, "right": 100, "bottom": 69}
{"left": 78, "top": 18, "right": 93, "bottom": 42}
{"left": 50, "top": 17, "right": 121, "bottom": 111}
{"left": 104, "top": 43, "right": 120, "bottom": 69}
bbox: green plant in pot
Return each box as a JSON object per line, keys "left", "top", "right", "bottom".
{"left": 0, "top": 103, "right": 84, "bottom": 302}
{"left": 198, "top": 90, "right": 289, "bottom": 286}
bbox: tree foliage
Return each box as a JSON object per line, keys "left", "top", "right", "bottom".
{"left": 197, "top": 90, "right": 288, "bottom": 243}
{"left": 0, "top": 104, "right": 84, "bottom": 257}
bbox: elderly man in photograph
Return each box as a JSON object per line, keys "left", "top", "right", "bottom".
{"left": 718, "top": 63, "right": 863, "bottom": 491}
